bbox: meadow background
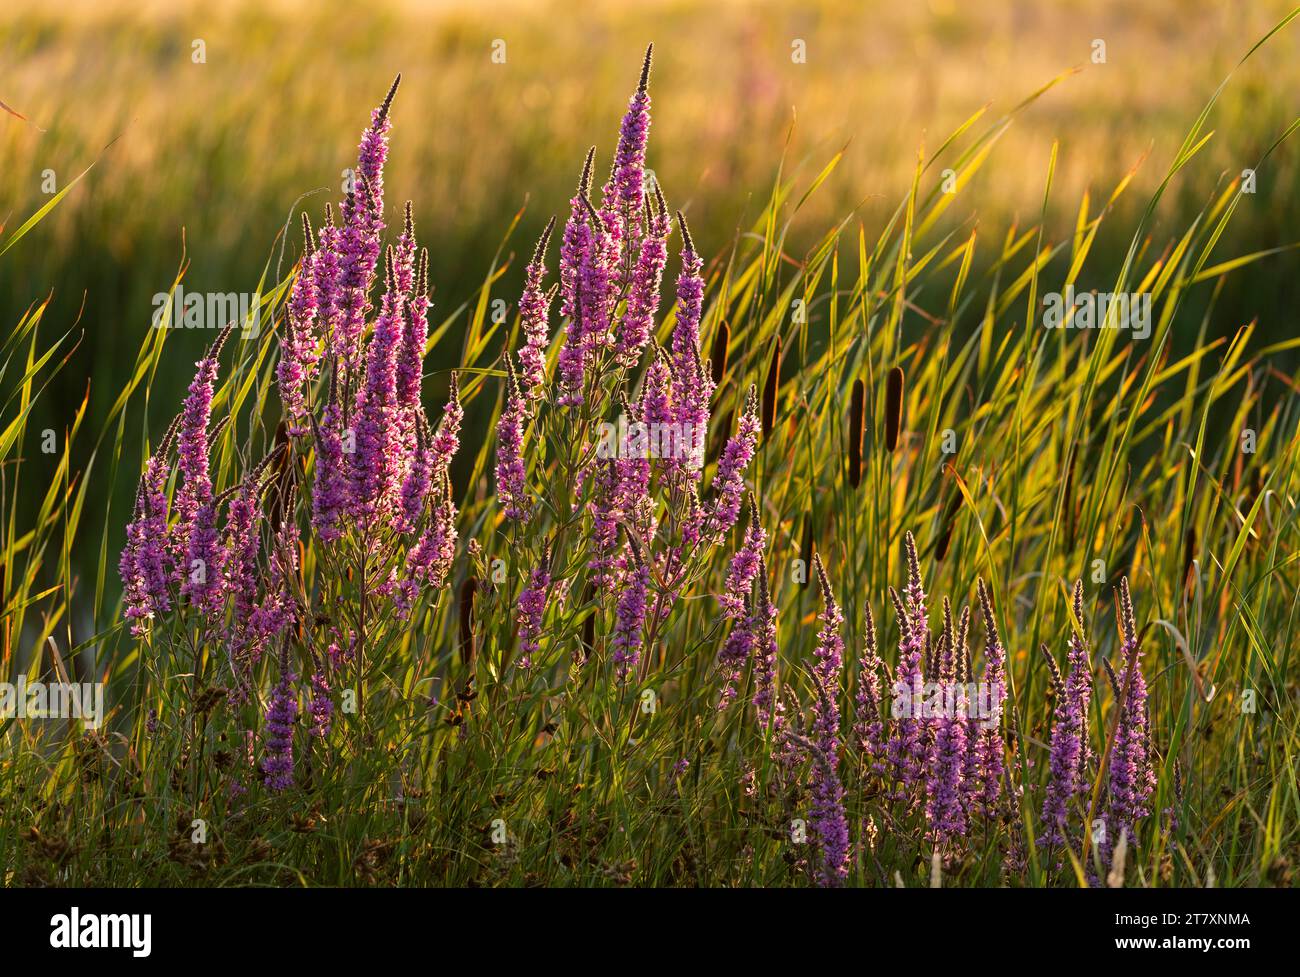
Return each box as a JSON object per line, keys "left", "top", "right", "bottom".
{"left": 2, "top": 0, "right": 1299, "bottom": 886}
{"left": 4, "top": 0, "right": 1300, "bottom": 482}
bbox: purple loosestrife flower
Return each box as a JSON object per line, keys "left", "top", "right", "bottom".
{"left": 614, "top": 398, "right": 654, "bottom": 545}
{"left": 397, "top": 418, "right": 433, "bottom": 534}
{"left": 308, "top": 670, "right": 333, "bottom": 739}
{"left": 614, "top": 187, "right": 670, "bottom": 367}
{"left": 517, "top": 219, "right": 556, "bottom": 397}
{"left": 717, "top": 604, "right": 756, "bottom": 710}
{"left": 350, "top": 250, "right": 403, "bottom": 523}
{"left": 311, "top": 395, "right": 348, "bottom": 543}
{"left": 1064, "top": 580, "right": 1094, "bottom": 790}
{"left": 750, "top": 553, "right": 784, "bottom": 737}
{"left": 810, "top": 555, "right": 844, "bottom": 743}
{"left": 120, "top": 450, "right": 174, "bottom": 635}
{"left": 599, "top": 45, "right": 654, "bottom": 262}
{"left": 557, "top": 152, "right": 603, "bottom": 407}
{"left": 312, "top": 205, "right": 343, "bottom": 346}
{"left": 174, "top": 328, "right": 231, "bottom": 558}
{"left": 352, "top": 75, "right": 399, "bottom": 226}
{"left": 395, "top": 249, "right": 431, "bottom": 448}
{"left": 181, "top": 504, "right": 226, "bottom": 616}
{"left": 223, "top": 478, "right": 262, "bottom": 629}
{"left": 587, "top": 459, "right": 621, "bottom": 592}
{"left": 396, "top": 481, "right": 457, "bottom": 617}
{"left": 887, "top": 534, "right": 929, "bottom": 797}
{"left": 395, "top": 201, "right": 417, "bottom": 296}
{"left": 261, "top": 653, "right": 298, "bottom": 791}
{"left": 277, "top": 214, "right": 322, "bottom": 435}
{"left": 248, "top": 510, "right": 300, "bottom": 663}
{"left": 610, "top": 533, "right": 649, "bottom": 681}
{"left": 1039, "top": 581, "right": 1093, "bottom": 850}
{"left": 720, "top": 494, "right": 765, "bottom": 619}
{"left": 705, "top": 386, "right": 759, "bottom": 537}
{"left": 925, "top": 607, "right": 969, "bottom": 846}
{"left": 516, "top": 547, "right": 551, "bottom": 669}
{"left": 668, "top": 215, "right": 712, "bottom": 472}
{"left": 806, "top": 555, "right": 849, "bottom": 887}
{"left": 854, "top": 602, "right": 888, "bottom": 780}
{"left": 429, "top": 372, "right": 463, "bottom": 484}
{"left": 1107, "top": 578, "right": 1154, "bottom": 848}
{"left": 334, "top": 77, "right": 399, "bottom": 374}
{"left": 638, "top": 350, "right": 675, "bottom": 456}
{"left": 495, "top": 362, "right": 531, "bottom": 522}
{"left": 967, "top": 579, "right": 1007, "bottom": 816}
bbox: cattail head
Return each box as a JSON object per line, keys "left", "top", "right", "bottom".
{"left": 710, "top": 320, "right": 730, "bottom": 388}
{"left": 848, "top": 378, "right": 865, "bottom": 488}
{"left": 761, "top": 334, "right": 781, "bottom": 438}
{"left": 885, "top": 365, "right": 904, "bottom": 452}
{"left": 458, "top": 576, "right": 478, "bottom": 666}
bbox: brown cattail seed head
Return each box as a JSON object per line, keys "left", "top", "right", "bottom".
{"left": 762, "top": 335, "right": 781, "bottom": 438}
{"left": 885, "top": 365, "right": 904, "bottom": 452}
{"left": 848, "top": 378, "right": 865, "bottom": 488}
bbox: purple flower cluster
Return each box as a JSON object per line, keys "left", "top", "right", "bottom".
{"left": 516, "top": 549, "right": 551, "bottom": 669}
{"left": 807, "top": 555, "right": 849, "bottom": 886}
{"left": 886, "top": 533, "right": 929, "bottom": 795}
{"left": 1040, "top": 581, "right": 1094, "bottom": 850}
{"left": 853, "top": 603, "right": 888, "bottom": 780}
{"left": 261, "top": 659, "right": 298, "bottom": 791}
{"left": 1106, "top": 578, "right": 1155, "bottom": 855}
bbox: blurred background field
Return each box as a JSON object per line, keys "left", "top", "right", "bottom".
{"left": 2, "top": 0, "right": 1298, "bottom": 583}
